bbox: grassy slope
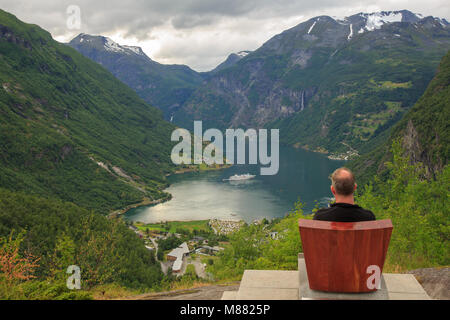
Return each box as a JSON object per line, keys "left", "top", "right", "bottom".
{"left": 0, "top": 9, "right": 176, "bottom": 212}
{"left": 135, "top": 220, "right": 211, "bottom": 234}
{"left": 68, "top": 34, "right": 205, "bottom": 120}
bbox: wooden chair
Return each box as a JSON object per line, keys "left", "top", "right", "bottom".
{"left": 298, "top": 219, "right": 393, "bottom": 293}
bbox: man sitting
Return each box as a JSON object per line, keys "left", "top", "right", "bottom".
{"left": 314, "top": 167, "right": 375, "bottom": 222}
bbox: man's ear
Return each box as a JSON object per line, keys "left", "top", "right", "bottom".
{"left": 354, "top": 183, "right": 357, "bottom": 191}
{"left": 331, "top": 185, "right": 336, "bottom": 195}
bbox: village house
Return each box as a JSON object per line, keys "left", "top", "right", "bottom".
{"left": 166, "top": 242, "right": 190, "bottom": 273}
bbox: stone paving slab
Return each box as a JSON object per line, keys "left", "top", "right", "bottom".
{"left": 221, "top": 291, "right": 238, "bottom": 300}
{"left": 383, "top": 273, "right": 428, "bottom": 294}
{"left": 240, "top": 270, "right": 299, "bottom": 289}
{"left": 387, "top": 292, "right": 431, "bottom": 300}
{"left": 237, "top": 287, "right": 299, "bottom": 300}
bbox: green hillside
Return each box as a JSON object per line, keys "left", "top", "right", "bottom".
{"left": 351, "top": 50, "right": 450, "bottom": 182}
{"left": 0, "top": 9, "right": 176, "bottom": 212}
{"left": 69, "top": 34, "right": 205, "bottom": 120}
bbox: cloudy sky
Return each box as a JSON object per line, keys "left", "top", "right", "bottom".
{"left": 0, "top": 0, "right": 449, "bottom": 71}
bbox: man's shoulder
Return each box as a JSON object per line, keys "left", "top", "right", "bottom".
{"left": 313, "top": 207, "right": 335, "bottom": 220}
{"left": 357, "top": 207, "right": 376, "bottom": 219}
{"left": 313, "top": 204, "right": 376, "bottom": 221}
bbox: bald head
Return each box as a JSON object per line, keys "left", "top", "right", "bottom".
{"left": 330, "top": 167, "right": 356, "bottom": 196}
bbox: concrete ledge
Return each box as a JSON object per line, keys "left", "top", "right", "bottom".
{"left": 383, "top": 273, "right": 428, "bottom": 294}
{"left": 388, "top": 292, "right": 431, "bottom": 300}
{"left": 221, "top": 291, "right": 238, "bottom": 300}
{"left": 226, "top": 256, "right": 432, "bottom": 300}
{"left": 236, "top": 270, "right": 300, "bottom": 300}
{"left": 237, "top": 287, "right": 299, "bottom": 300}
{"left": 240, "top": 270, "right": 299, "bottom": 289}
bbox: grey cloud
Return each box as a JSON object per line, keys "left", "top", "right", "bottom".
{"left": 1, "top": 0, "right": 449, "bottom": 70}
{"left": 3, "top": 1, "right": 450, "bottom": 34}
{"left": 0, "top": 0, "right": 378, "bottom": 34}
{"left": 171, "top": 14, "right": 220, "bottom": 29}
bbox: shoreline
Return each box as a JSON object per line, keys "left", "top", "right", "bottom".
{"left": 112, "top": 163, "right": 232, "bottom": 218}
{"left": 108, "top": 197, "right": 168, "bottom": 219}
{"left": 166, "top": 164, "right": 232, "bottom": 176}
{"left": 134, "top": 218, "right": 246, "bottom": 236}
{"left": 292, "top": 142, "right": 358, "bottom": 161}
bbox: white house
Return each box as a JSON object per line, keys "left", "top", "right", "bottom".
{"left": 166, "top": 242, "right": 190, "bottom": 273}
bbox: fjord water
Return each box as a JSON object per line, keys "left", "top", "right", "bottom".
{"left": 125, "top": 147, "right": 344, "bottom": 223}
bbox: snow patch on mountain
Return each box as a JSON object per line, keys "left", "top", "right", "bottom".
{"left": 104, "top": 37, "right": 127, "bottom": 53}
{"left": 77, "top": 34, "right": 91, "bottom": 43}
{"left": 102, "top": 38, "right": 146, "bottom": 56}
{"left": 123, "top": 45, "right": 144, "bottom": 56}
{"left": 347, "top": 24, "right": 353, "bottom": 40}
{"left": 236, "top": 51, "right": 249, "bottom": 58}
{"left": 363, "top": 12, "right": 402, "bottom": 31}
{"left": 332, "top": 15, "right": 348, "bottom": 25}
{"left": 307, "top": 20, "right": 317, "bottom": 34}
{"left": 435, "top": 17, "right": 449, "bottom": 27}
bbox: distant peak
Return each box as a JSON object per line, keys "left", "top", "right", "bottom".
{"left": 103, "top": 37, "right": 125, "bottom": 53}
{"left": 360, "top": 11, "right": 403, "bottom": 31}
{"left": 123, "top": 45, "right": 145, "bottom": 55}
{"left": 72, "top": 33, "right": 93, "bottom": 43}
{"left": 70, "top": 33, "right": 147, "bottom": 57}
{"left": 331, "top": 10, "right": 444, "bottom": 35}
{"left": 235, "top": 51, "right": 250, "bottom": 58}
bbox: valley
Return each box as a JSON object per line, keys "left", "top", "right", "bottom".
{"left": 0, "top": 6, "right": 448, "bottom": 301}
{"left": 69, "top": 10, "right": 450, "bottom": 160}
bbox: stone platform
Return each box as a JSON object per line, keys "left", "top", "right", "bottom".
{"left": 221, "top": 254, "right": 430, "bottom": 300}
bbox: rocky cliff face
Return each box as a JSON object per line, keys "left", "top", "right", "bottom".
{"left": 398, "top": 59, "right": 449, "bottom": 177}
{"left": 399, "top": 119, "right": 443, "bottom": 178}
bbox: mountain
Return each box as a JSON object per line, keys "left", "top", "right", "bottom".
{"left": 174, "top": 10, "right": 450, "bottom": 157}
{"left": 0, "top": 9, "right": 176, "bottom": 211}
{"left": 351, "top": 50, "right": 450, "bottom": 182}
{"left": 68, "top": 34, "right": 205, "bottom": 120}
{"left": 210, "top": 51, "right": 251, "bottom": 74}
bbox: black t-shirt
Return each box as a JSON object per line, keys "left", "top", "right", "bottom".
{"left": 313, "top": 203, "right": 376, "bottom": 222}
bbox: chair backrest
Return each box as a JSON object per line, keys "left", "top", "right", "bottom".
{"left": 298, "top": 219, "right": 393, "bottom": 293}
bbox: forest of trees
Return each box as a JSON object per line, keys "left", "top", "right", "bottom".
{"left": 0, "top": 189, "right": 164, "bottom": 299}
